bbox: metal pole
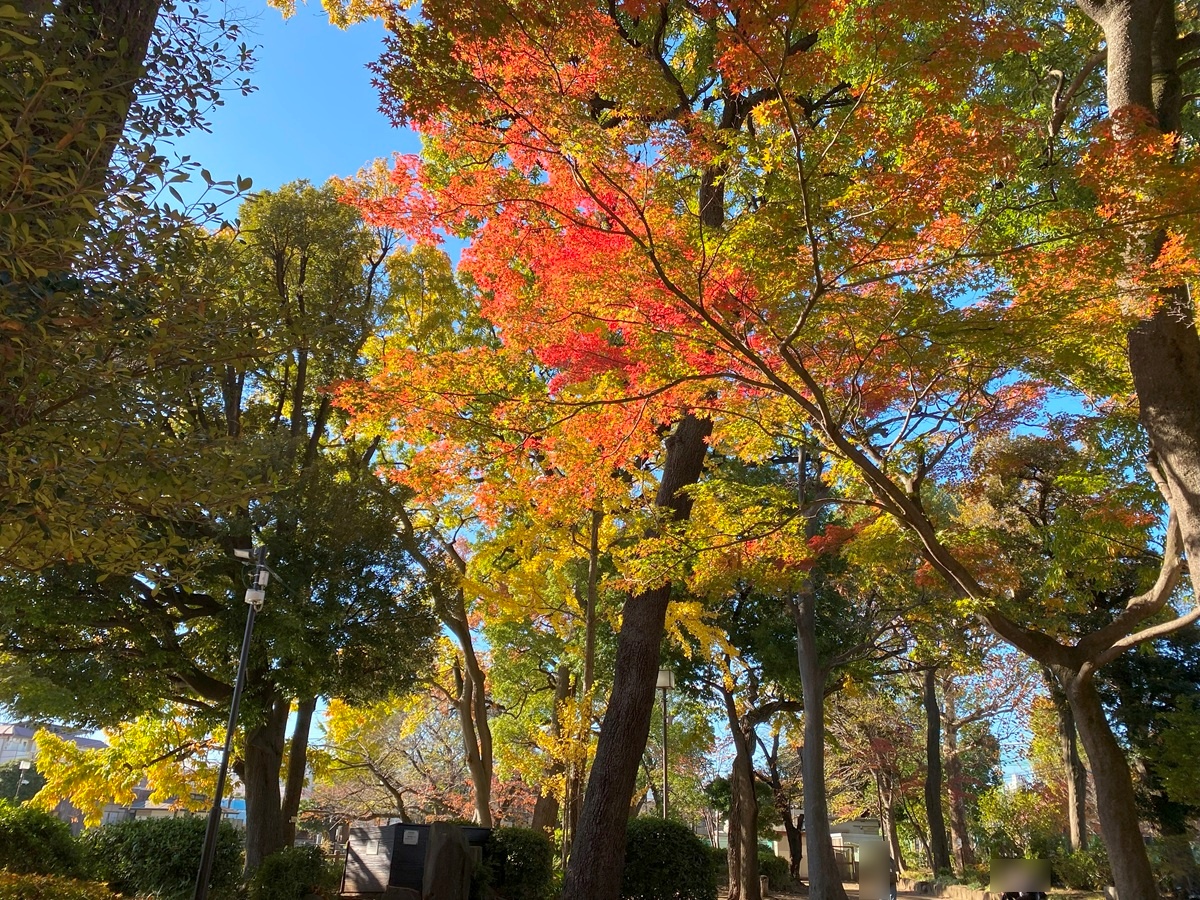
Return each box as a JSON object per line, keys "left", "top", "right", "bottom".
{"left": 194, "top": 547, "right": 267, "bottom": 900}
{"left": 661, "top": 686, "right": 669, "bottom": 819}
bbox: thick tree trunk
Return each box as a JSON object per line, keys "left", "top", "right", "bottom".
{"left": 1129, "top": 301, "right": 1200, "bottom": 583}
{"left": 1080, "top": 0, "right": 1200, "bottom": 593}
{"left": 922, "top": 668, "right": 952, "bottom": 874}
{"left": 1043, "top": 667, "right": 1088, "bottom": 851}
{"left": 281, "top": 696, "right": 316, "bottom": 847}
{"left": 562, "top": 415, "right": 711, "bottom": 900}
{"left": 1060, "top": 667, "right": 1158, "bottom": 899}
{"left": 240, "top": 696, "right": 290, "bottom": 873}
{"left": 794, "top": 593, "right": 849, "bottom": 900}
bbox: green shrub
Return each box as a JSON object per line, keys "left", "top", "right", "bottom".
{"left": 0, "top": 800, "right": 81, "bottom": 876}
{"left": 707, "top": 846, "right": 728, "bottom": 884}
{"left": 1054, "top": 841, "right": 1111, "bottom": 891}
{"left": 757, "top": 852, "right": 790, "bottom": 889}
{"left": 622, "top": 818, "right": 716, "bottom": 900}
{"left": 0, "top": 872, "right": 113, "bottom": 900}
{"left": 484, "top": 827, "right": 555, "bottom": 900}
{"left": 249, "top": 845, "right": 339, "bottom": 900}
{"left": 81, "top": 816, "right": 242, "bottom": 899}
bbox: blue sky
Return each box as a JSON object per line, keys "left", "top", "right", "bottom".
{"left": 171, "top": 4, "right": 420, "bottom": 199}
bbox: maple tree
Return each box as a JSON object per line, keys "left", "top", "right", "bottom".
{"left": 326, "top": 1, "right": 1152, "bottom": 895}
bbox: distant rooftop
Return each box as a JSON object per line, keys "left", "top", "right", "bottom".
{"left": 0, "top": 722, "right": 107, "bottom": 752}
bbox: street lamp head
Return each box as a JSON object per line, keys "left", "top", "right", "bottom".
{"left": 656, "top": 668, "right": 675, "bottom": 690}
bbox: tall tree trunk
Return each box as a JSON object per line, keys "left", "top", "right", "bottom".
{"left": 763, "top": 732, "right": 803, "bottom": 880}
{"left": 240, "top": 695, "right": 290, "bottom": 873}
{"left": 794, "top": 592, "right": 849, "bottom": 900}
{"left": 878, "top": 781, "right": 905, "bottom": 874}
{"left": 940, "top": 679, "right": 974, "bottom": 871}
{"left": 562, "top": 415, "right": 711, "bottom": 900}
{"left": 722, "top": 690, "right": 761, "bottom": 900}
{"left": 449, "top": 649, "right": 494, "bottom": 827}
{"left": 1043, "top": 667, "right": 1088, "bottom": 851}
{"left": 281, "top": 696, "right": 316, "bottom": 847}
{"left": 1079, "top": 0, "right": 1200, "bottom": 589}
{"left": 922, "top": 668, "right": 952, "bottom": 874}
{"left": 1059, "top": 666, "right": 1157, "bottom": 899}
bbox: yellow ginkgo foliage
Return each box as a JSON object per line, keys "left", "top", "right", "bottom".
{"left": 32, "top": 707, "right": 221, "bottom": 826}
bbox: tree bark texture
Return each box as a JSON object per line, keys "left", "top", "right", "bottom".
{"left": 1043, "top": 667, "right": 1088, "bottom": 851}
{"left": 794, "top": 592, "right": 849, "bottom": 900}
{"left": 922, "top": 668, "right": 952, "bottom": 874}
{"left": 1060, "top": 667, "right": 1158, "bottom": 899}
{"left": 239, "top": 695, "right": 290, "bottom": 873}
{"left": 940, "top": 679, "right": 975, "bottom": 870}
{"left": 562, "top": 415, "right": 711, "bottom": 900}
{"left": 723, "top": 691, "right": 761, "bottom": 900}
{"left": 281, "top": 696, "right": 316, "bottom": 847}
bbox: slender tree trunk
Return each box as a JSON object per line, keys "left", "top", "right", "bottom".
{"left": 888, "top": 801, "right": 905, "bottom": 873}
{"left": 722, "top": 691, "right": 761, "bottom": 900}
{"left": 532, "top": 665, "right": 572, "bottom": 836}
{"left": 449, "top": 649, "right": 493, "bottom": 827}
{"left": 940, "top": 679, "right": 974, "bottom": 871}
{"left": 562, "top": 415, "right": 711, "bottom": 900}
{"left": 922, "top": 668, "right": 952, "bottom": 874}
{"left": 1060, "top": 667, "right": 1158, "bottom": 900}
{"left": 281, "top": 696, "right": 316, "bottom": 846}
{"left": 794, "top": 592, "right": 849, "bottom": 900}
{"left": 1043, "top": 667, "right": 1088, "bottom": 851}
{"left": 240, "top": 695, "right": 290, "bottom": 873}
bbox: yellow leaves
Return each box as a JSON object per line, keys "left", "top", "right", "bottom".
{"left": 664, "top": 599, "right": 737, "bottom": 660}
{"left": 32, "top": 709, "right": 218, "bottom": 827}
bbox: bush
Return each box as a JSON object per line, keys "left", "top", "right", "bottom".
{"left": 1054, "top": 841, "right": 1111, "bottom": 891}
{"left": 82, "top": 816, "right": 242, "bottom": 900}
{"left": 249, "top": 845, "right": 339, "bottom": 900}
{"left": 0, "top": 800, "right": 81, "bottom": 876}
{"left": 622, "top": 818, "right": 716, "bottom": 900}
{"left": 484, "top": 827, "right": 555, "bottom": 900}
{"left": 707, "top": 846, "right": 728, "bottom": 884}
{"left": 0, "top": 872, "right": 113, "bottom": 900}
{"left": 757, "top": 852, "right": 790, "bottom": 889}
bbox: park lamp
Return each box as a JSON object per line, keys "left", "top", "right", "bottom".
{"left": 657, "top": 668, "right": 675, "bottom": 819}
{"left": 13, "top": 760, "right": 31, "bottom": 802}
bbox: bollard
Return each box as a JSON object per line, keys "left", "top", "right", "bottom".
{"left": 760, "top": 874, "right": 770, "bottom": 897}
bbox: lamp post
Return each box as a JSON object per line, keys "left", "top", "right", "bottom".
{"left": 656, "top": 668, "right": 675, "bottom": 819}
{"left": 194, "top": 545, "right": 268, "bottom": 900}
{"left": 13, "top": 760, "right": 31, "bottom": 801}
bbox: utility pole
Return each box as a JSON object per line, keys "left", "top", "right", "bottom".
{"left": 193, "top": 546, "right": 268, "bottom": 900}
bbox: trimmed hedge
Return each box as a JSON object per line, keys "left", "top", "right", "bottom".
{"left": 485, "top": 827, "right": 556, "bottom": 900}
{"left": 0, "top": 872, "right": 113, "bottom": 900}
{"left": 249, "top": 845, "right": 339, "bottom": 900}
{"left": 622, "top": 818, "right": 716, "bottom": 900}
{"left": 81, "top": 816, "right": 242, "bottom": 900}
{"left": 0, "top": 800, "right": 81, "bottom": 876}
